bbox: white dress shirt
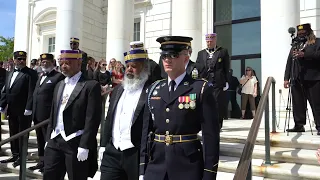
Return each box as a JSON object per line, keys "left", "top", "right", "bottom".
{"left": 10, "top": 69, "right": 20, "bottom": 88}
{"left": 167, "top": 72, "right": 186, "bottom": 91}
{"left": 50, "top": 71, "right": 83, "bottom": 141}
{"left": 112, "top": 85, "right": 144, "bottom": 151}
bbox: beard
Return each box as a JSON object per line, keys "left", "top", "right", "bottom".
{"left": 42, "top": 66, "right": 54, "bottom": 73}
{"left": 122, "top": 69, "right": 148, "bottom": 91}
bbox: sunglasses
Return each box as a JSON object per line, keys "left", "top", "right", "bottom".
{"left": 17, "top": 58, "right": 26, "bottom": 61}
{"left": 102, "top": 64, "right": 107, "bottom": 66}
{"left": 161, "top": 53, "right": 180, "bottom": 60}
{"left": 70, "top": 42, "right": 78, "bottom": 45}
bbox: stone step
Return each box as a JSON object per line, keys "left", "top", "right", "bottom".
{"left": 220, "top": 142, "right": 319, "bottom": 166}
{"left": 218, "top": 156, "right": 320, "bottom": 180}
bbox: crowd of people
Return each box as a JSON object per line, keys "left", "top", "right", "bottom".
{"left": 0, "top": 22, "right": 318, "bottom": 180}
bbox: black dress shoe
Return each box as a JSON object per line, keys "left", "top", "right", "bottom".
{"left": 12, "top": 158, "right": 21, "bottom": 168}
{"left": 317, "top": 131, "right": 320, "bottom": 135}
{"left": 0, "top": 156, "right": 19, "bottom": 163}
{"left": 39, "top": 167, "right": 44, "bottom": 173}
{"left": 286, "top": 126, "right": 305, "bottom": 132}
{"left": 28, "top": 163, "right": 44, "bottom": 171}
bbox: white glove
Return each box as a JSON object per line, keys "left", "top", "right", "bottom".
{"left": 223, "top": 82, "right": 229, "bottom": 91}
{"left": 139, "top": 175, "right": 144, "bottom": 180}
{"left": 24, "top": 110, "right": 32, "bottom": 116}
{"left": 98, "top": 147, "right": 105, "bottom": 161}
{"left": 0, "top": 107, "right": 4, "bottom": 114}
{"left": 77, "top": 147, "right": 89, "bottom": 161}
{"left": 44, "top": 142, "right": 48, "bottom": 149}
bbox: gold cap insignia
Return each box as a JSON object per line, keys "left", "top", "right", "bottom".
{"left": 42, "top": 54, "right": 46, "bottom": 58}
{"left": 19, "top": 52, "right": 23, "bottom": 55}
{"left": 218, "top": 58, "right": 222, "bottom": 62}
{"left": 298, "top": 25, "right": 303, "bottom": 30}
{"left": 164, "top": 37, "right": 170, "bottom": 41}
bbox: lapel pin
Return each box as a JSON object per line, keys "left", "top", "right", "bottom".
{"left": 184, "top": 82, "right": 189, "bottom": 86}
{"left": 153, "top": 90, "right": 158, "bottom": 96}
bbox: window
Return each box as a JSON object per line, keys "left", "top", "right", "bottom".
{"left": 133, "top": 18, "right": 141, "bottom": 41}
{"left": 48, "top": 37, "right": 55, "bottom": 53}
{"left": 215, "top": 0, "right": 260, "bottom": 21}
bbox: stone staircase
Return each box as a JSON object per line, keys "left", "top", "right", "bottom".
{"left": 0, "top": 112, "right": 320, "bottom": 179}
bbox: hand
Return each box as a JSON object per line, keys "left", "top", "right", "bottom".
{"left": 139, "top": 175, "right": 144, "bottom": 180}
{"left": 77, "top": 147, "right": 89, "bottom": 161}
{"left": 253, "top": 93, "right": 257, "bottom": 98}
{"left": 284, "top": 81, "right": 290, "bottom": 88}
{"left": 316, "top": 149, "right": 320, "bottom": 164}
{"left": 0, "top": 107, "right": 4, "bottom": 114}
{"left": 293, "top": 50, "right": 304, "bottom": 58}
{"left": 223, "top": 82, "right": 229, "bottom": 91}
{"left": 24, "top": 110, "right": 32, "bottom": 116}
{"left": 98, "top": 147, "right": 105, "bottom": 161}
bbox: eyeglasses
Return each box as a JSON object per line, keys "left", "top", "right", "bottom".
{"left": 70, "top": 43, "right": 78, "bottom": 45}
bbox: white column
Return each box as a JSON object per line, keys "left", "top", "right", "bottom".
{"left": 55, "top": 0, "right": 84, "bottom": 55}
{"left": 172, "top": 0, "right": 202, "bottom": 62}
{"left": 261, "top": 0, "right": 299, "bottom": 107}
{"left": 14, "top": 0, "right": 30, "bottom": 52}
{"left": 106, "top": 0, "right": 133, "bottom": 64}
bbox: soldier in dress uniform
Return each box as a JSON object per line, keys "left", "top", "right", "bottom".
{"left": 196, "top": 33, "right": 230, "bottom": 130}
{"left": 139, "top": 36, "right": 220, "bottom": 180}
{"left": 284, "top": 23, "right": 320, "bottom": 134}
{"left": 0, "top": 51, "right": 38, "bottom": 167}
{"left": 70, "top": 37, "right": 88, "bottom": 78}
{"left": 130, "top": 41, "right": 162, "bottom": 82}
{"left": 28, "top": 53, "right": 65, "bottom": 172}
{"left": 43, "top": 50, "right": 101, "bottom": 180}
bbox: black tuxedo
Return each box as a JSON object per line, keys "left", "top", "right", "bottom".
{"left": 140, "top": 75, "right": 220, "bottom": 180}
{"left": 44, "top": 74, "right": 101, "bottom": 180}
{"left": 100, "top": 80, "right": 152, "bottom": 180}
{"left": 159, "top": 59, "right": 196, "bottom": 79}
{"left": 32, "top": 70, "right": 65, "bottom": 158}
{"left": 196, "top": 47, "right": 230, "bottom": 129}
{"left": 148, "top": 59, "right": 162, "bottom": 83}
{"left": 0, "top": 66, "right": 38, "bottom": 156}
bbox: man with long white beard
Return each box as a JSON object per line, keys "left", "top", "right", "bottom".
{"left": 29, "top": 53, "right": 65, "bottom": 172}
{"left": 99, "top": 48, "right": 152, "bottom": 180}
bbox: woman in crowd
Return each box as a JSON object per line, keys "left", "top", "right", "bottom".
{"left": 111, "top": 61, "right": 124, "bottom": 88}
{"left": 240, "top": 66, "right": 258, "bottom": 119}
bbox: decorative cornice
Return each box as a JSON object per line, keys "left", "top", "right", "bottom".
{"left": 134, "top": 0, "right": 151, "bottom": 7}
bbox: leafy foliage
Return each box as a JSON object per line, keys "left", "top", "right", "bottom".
{"left": 0, "top": 36, "right": 14, "bottom": 61}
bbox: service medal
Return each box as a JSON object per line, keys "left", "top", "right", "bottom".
{"left": 189, "top": 94, "right": 197, "bottom": 109}
{"left": 178, "top": 96, "right": 184, "bottom": 109}
{"left": 190, "top": 101, "right": 196, "bottom": 109}
{"left": 184, "top": 96, "right": 190, "bottom": 109}
{"left": 184, "top": 103, "right": 190, "bottom": 109}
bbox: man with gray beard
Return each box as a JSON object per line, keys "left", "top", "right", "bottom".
{"left": 99, "top": 49, "right": 152, "bottom": 180}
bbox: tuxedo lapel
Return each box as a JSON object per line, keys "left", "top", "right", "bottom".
{"left": 54, "top": 81, "right": 65, "bottom": 124}
{"left": 64, "top": 78, "right": 86, "bottom": 110}
{"left": 109, "top": 86, "right": 124, "bottom": 128}
{"left": 131, "top": 82, "right": 149, "bottom": 125}
{"left": 7, "top": 71, "right": 13, "bottom": 88}
{"left": 168, "top": 75, "right": 193, "bottom": 105}
{"left": 209, "top": 47, "right": 222, "bottom": 70}
{"left": 10, "top": 72, "right": 23, "bottom": 88}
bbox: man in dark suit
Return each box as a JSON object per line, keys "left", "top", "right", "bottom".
{"left": 159, "top": 47, "right": 196, "bottom": 79}
{"left": 70, "top": 37, "right": 88, "bottom": 78}
{"left": 99, "top": 48, "right": 152, "bottom": 180}
{"left": 0, "top": 51, "right": 38, "bottom": 167}
{"left": 43, "top": 50, "right": 101, "bottom": 180}
{"left": 129, "top": 41, "right": 162, "bottom": 82}
{"left": 28, "top": 53, "right": 65, "bottom": 172}
{"left": 0, "top": 61, "right": 7, "bottom": 90}
{"left": 284, "top": 23, "right": 320, "bottom": 134}
{"left": 196, "top": 33, "right": 230, "bottom": 130}
{"left": 139, "top": 36, "right": 220, "bottom": 180}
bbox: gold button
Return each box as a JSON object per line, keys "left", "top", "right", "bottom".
{"left": 166, "top": 131, "right": 169, "bottom": 135}
{"left": 166, "top": 108, "right": 170, "bottom": 112}
{"left": 166, "top": 119, "right": 169, "bottom": 123}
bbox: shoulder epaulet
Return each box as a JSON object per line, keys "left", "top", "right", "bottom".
{"left": 194, "top": 78, "right": 208, "bottom": 82}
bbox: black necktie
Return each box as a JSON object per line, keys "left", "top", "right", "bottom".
{"left": 169, "top": 80, "right": 176, "bottom": 98}
{"left": 43, "top": 72, "right": 49, "bottom": 76}
{"left": 14, "top": 68, "right": 20, "bottom": 72}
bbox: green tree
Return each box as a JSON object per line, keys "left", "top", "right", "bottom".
{"left": 0, "top": 36, "right": 14, "bottom": 61}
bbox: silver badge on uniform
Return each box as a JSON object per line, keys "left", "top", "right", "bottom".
{"left": 153, "top": 90, "right": 158, "bottom": 96}
{"left": 152, "top": 113, "right": 155, "bottom": 120}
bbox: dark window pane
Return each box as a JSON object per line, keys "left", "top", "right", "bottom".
{"left": 215, "top": 0, "right": 260, "bottom": 21}
{"left": 49, "top": 38, "right": 52, "bottom": 44}
{"left": 216, "top": 21, "right": 261, "bottom": 56}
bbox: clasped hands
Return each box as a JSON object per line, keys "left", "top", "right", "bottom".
{"left": 292, "top": 50, "right": 304, "bottom": 58}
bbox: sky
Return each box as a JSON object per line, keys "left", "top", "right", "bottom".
{"left": 0, "top": 0, "right": 16, "bottom": 38}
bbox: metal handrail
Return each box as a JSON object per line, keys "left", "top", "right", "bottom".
{"left": 0, "top": 119, "right": 49, "bottom": 180}
{"left": 233, "top": 76, "right": 276, "bottom": 180}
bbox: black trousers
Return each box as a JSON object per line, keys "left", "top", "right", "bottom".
{"left": 7, "top": 113, "right": 31, "bottom": 156}
{"left": 226, "top": 90, "right": 241, "bottom": 118}
{"left": 33, "top": 117, "right": 47, "bottom": 159}
{"left": 43, "top": 135, "right": 89, "bottom": 180}
{"left": 100, "top": 143, "right": 139, "bottom": 180}
{"left": 291, "top": 80, "right": 320, "bottom": 130}
{"left": 213, "top": 87, "right": 226, "bottom": 129}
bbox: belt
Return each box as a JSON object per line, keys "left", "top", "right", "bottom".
{"left": 154, "top": 134, "right": 198, "bottom": 145}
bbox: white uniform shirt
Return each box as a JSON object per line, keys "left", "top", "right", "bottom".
{"left": 112, "top": 85, "right": 144, "bottom": 151}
